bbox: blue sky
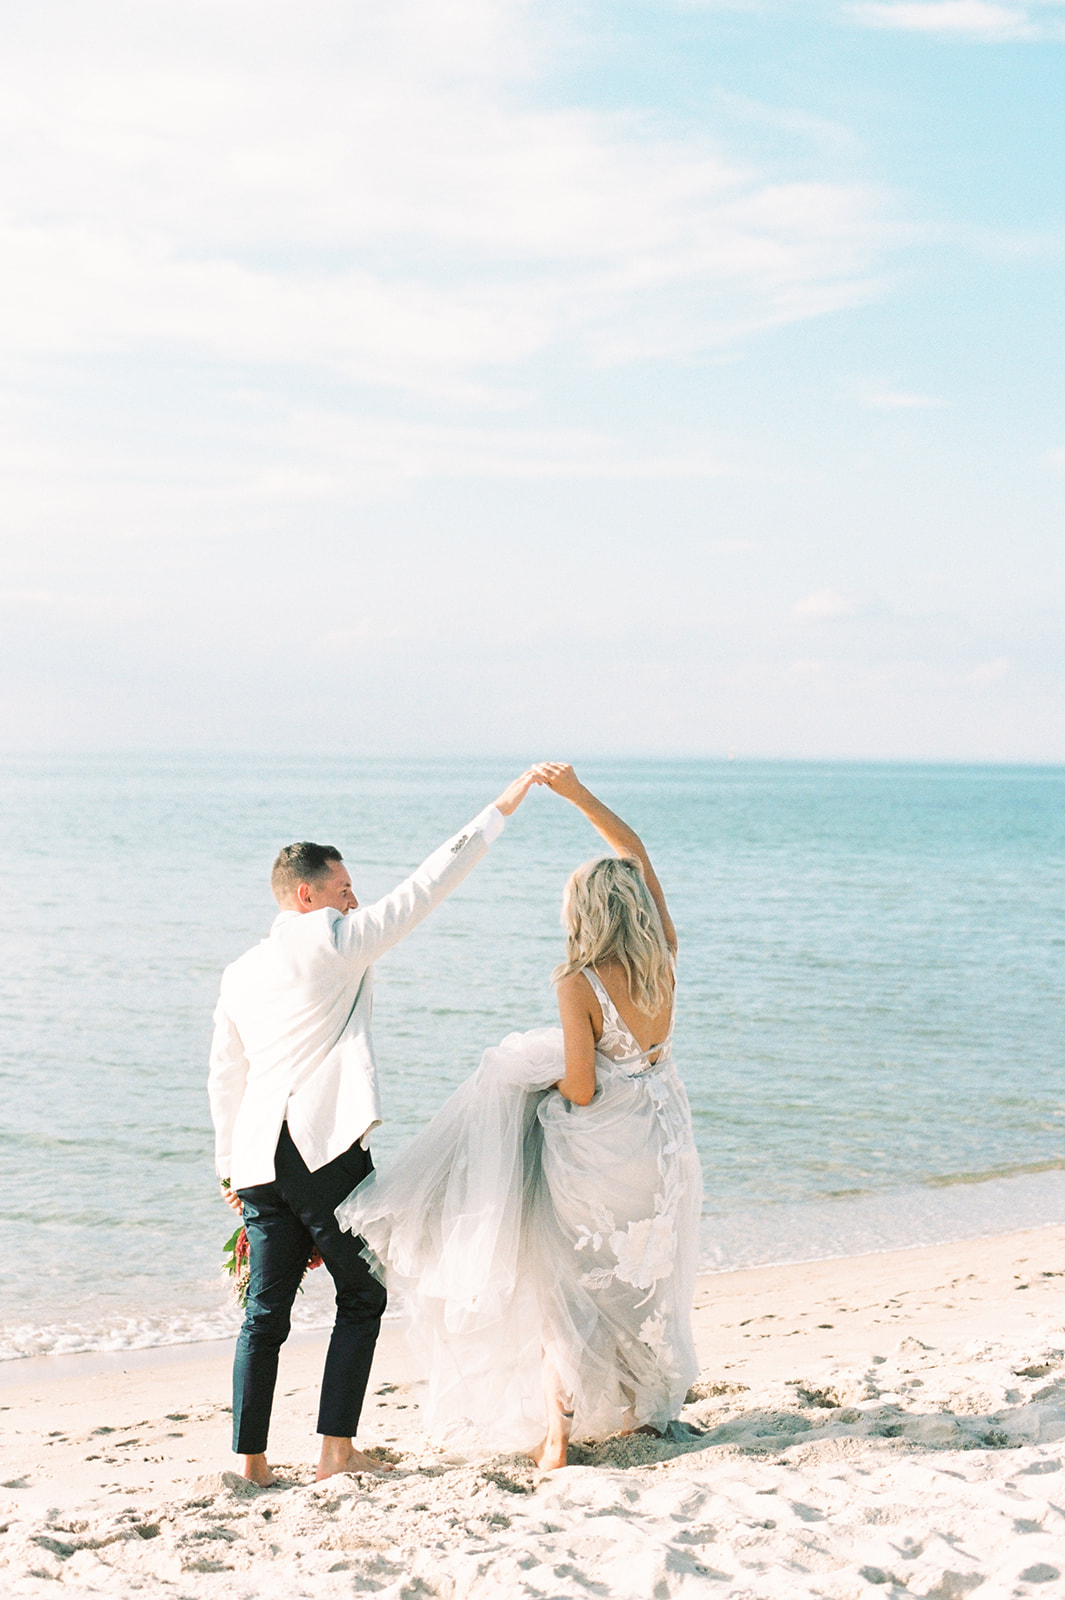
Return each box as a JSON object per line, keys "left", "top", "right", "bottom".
{"left": 1, "top": 0, "right": 1061, "bottom": 758}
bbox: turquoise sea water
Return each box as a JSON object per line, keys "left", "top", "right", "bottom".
{"left": 0, "top": 757, "right": 1062, "bottom": 1359}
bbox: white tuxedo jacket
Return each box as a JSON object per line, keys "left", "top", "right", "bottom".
{"left": 208, "top": 805, "right": 503, "bottom": 1191}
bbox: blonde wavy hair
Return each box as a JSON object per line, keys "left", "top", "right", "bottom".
{"left": 552, "top": 856, "right": 673, "bottom": 1013}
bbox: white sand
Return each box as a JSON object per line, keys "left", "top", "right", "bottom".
{"left": 3, "top": 1226, "right": 1065, "bottom": 1598}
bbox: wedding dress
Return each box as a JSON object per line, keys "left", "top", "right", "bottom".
{"left": 335, "top": 970, "right": 702, "bottom": 1452}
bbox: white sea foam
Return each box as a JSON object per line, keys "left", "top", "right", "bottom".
{"left": 0, "top": 1295, "right": 345, "bottom": 1363}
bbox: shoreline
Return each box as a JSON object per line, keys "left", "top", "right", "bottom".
{"left": 3, "top": 1224, "right": 1065, "bottom": 1595}
{"left": 5, "top": 1213, "right": 1063, "bottom": 1383}
{"left": 8, "top": 1163, "right": 1065, "bottom": 1368}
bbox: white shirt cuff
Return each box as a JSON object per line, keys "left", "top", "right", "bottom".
{"left": 471, "top": 803, "right": 505, "bottom": 844}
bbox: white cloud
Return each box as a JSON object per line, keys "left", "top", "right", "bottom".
{"left": 0, "top": 0, "right": 894, "bottom": 391}
{"left": 851, "top": 2, "right": 1038, "bottom": 37}
{"left": 0, "top": 394, "right": 732, "bottom": 545}
{"left": 863, "top": 390, "right": 950, "bottom": 409}
{"left": 0, "top": 589, "right": 138, "bottom": 618}
{"left": 785, "top": 658, "right": 830, "bottom": 679}
{"left": 964, "top": 656, "right": 1012, "bottom": 683}
{"left": 243, "top": 413, "right": 732, "bottom": 491}
{"left": 793, "top": 589, "right": 860, "bottom": 619}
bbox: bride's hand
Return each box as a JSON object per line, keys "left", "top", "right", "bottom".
{"left": 493, "top": 769, "right": 540, "bottom": 816}
{"left": 533, "top": 762, "right": 585, "bottom": 803}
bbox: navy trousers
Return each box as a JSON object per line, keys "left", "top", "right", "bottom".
{"left": 232, "top": 1124, "right": 386, "bottom": 1455}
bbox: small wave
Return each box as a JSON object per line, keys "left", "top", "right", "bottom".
{"left": 699, "top": 1164, "right": 1065, "bottom": 1274}
{"left": 923, "top": 1156, "right": 1065, "bottom": 1189}
{"left": 0, "top": 1273, "right": 408, "bottom": 1363}
{"left": 0, "top": 1297, "right": 340, "bottom": 1363}
{"left": 0, "top": 1312, "right": 239, "bottom": 1363}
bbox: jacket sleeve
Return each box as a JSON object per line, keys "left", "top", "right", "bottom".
{"left": 207, "top": 996, "right": 251, "bottom": 1181}
{"left": 333, "top": 804, "right": 504, "bottom": 967}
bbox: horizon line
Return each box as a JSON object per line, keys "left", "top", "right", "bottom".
{"left": 1, "top": 749, "right": 1063, "bottom": 770}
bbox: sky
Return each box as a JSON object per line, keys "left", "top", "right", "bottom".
{"left": 1, "top": 0, "right": 1062, "bottom": 760}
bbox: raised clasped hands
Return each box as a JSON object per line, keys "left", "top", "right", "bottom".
{"left": 494, "top": 762, "right": 587, "bottom": 817}
{"left": 531, "top": 762, "right": 585, "bottom": 803}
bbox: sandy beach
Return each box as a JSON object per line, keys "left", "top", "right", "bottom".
{"left": 3, "top": 1225, "right": 1065, "bottom": 1598}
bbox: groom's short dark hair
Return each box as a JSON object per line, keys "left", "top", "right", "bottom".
{"left": 272, "top": 841, "right": 344, "bottom": 902}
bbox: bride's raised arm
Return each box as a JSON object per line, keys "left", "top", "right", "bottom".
{"left": 531, "top": 762, "right": 677, "bottom": 951}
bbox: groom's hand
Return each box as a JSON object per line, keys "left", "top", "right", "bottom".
{"left": 492, "top": 769, "right": 539, "bottom": 816}
{"left": 220, "top": 1180, "right": 243, "bottom": 1214}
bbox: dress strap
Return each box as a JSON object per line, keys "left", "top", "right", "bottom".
{"left": 582, "top": 966, "right": 613, "bottom": 1014}
{"left": 582, "top": 967, "right": 638, "bottom": 1043}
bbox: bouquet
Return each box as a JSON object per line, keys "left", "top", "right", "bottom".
{"left": 222, "top": 1187, "right": 323, "bottom": 1307}
{"left": 222, "top": 1223, "right": 252, "bottom": 1304}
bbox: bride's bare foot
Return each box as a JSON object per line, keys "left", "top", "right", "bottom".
{"left": 240, "top": 1453, "right": 277, "bottom": 1487}
{"left": 527, "top": 1435, "right": 568, "bottom": 1471}
{"left": 529, "top": 1387, "right": 573, "bottom": 1471}
{"left": 316, "top": 1436, "right": 395, "bottom": 1481}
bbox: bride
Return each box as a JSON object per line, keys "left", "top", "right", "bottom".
{"left": 335, "top": 763, "right": 702, "bottom": 1469}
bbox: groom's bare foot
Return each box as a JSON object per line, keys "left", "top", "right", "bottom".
{"left": 240, "top": 1453, "right": 277, "bottom": 1487}
{"left": 527, "top": 1435, "right": 568, "bottom": 1471}
{"left": 316, "top": 1436, "right": 394, "bottom": 1480}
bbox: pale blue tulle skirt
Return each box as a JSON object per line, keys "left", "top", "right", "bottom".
{"left": 336, "top": 1026, "right": 701, "bottom": 1452}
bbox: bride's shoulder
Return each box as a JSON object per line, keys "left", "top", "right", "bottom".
{"left": 554, "top": 968, "right": 601, "bottom": 1019}
{"left": 555, "top": 968, "right": 594, "bottom": 999}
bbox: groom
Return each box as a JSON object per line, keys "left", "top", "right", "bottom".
{"left": 207, "top": 770, "right": 536, "bottom": 1485}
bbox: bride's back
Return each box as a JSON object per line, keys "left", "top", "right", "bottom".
{"left": 587, "top": 956, "right": 674, "bottom": 1058}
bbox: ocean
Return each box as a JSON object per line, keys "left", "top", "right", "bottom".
{"left": 1, "top": 756, "right": 1062, "bottom": 1361}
